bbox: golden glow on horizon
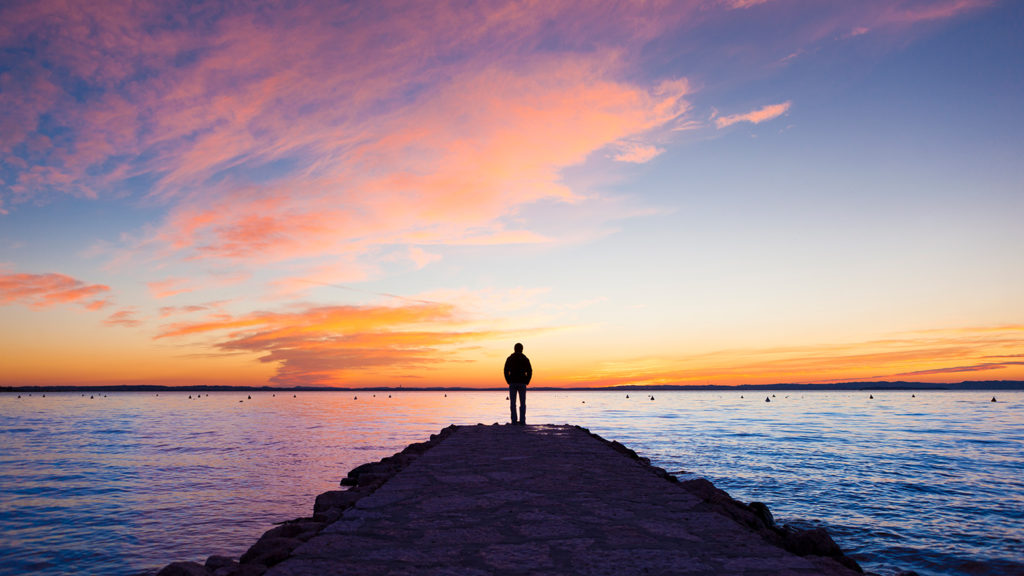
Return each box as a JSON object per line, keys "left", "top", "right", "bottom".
{"left": 0, "top": 1, "right": 1019, "bottom": 389}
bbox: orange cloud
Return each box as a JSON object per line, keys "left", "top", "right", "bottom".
{"left": 569, "top": 325, "right": 1024, "bottom": 387}
{"left": 715, "top": 101, "right": 792, "bottom": 128}
{"left": 105, "top": 308, "right": 141, "bottom": 328}
{"left": 156, "top": 302, "right": 503, "bottom": 386}
{"left": 147, "top": 277, "right": 193, "bottom": 299}
{"left": 0, "top": 272, "right": 110, "bottom": 310}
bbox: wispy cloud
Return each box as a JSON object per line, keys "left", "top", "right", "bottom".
{"left": 613, "top": 142, "right": 665, "bottom": 164}
{"left": 571, "top": 325, "right": 1024, "bottom": 386}
{"left": 105, "top": 308, "right": 141, "bottom": 328}
{"left": 147, "top": 277, "right": 193, "bottom": 299}
{"left": 156, "top": 302, "right": 501, "bottom": 386}
{"left": 715, "top": 101, "right": 792, "bottom": 128}
{"left": 0, "top": 272, "right": 110, "bottom": 310}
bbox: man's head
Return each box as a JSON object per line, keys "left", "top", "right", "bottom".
{"left": 514, "top": 342, "right": 524, "bottom": 353}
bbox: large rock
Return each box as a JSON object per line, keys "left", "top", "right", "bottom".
{"left": 313, "top": 490, "right": 362, "bottom": 513}
{"left": 261, "top": 520, "right": 324, "bottom": 542}
{"left": 239, "top": 536, "right": 302, "bottom": 567}
{"left": 784, "top": 527, "right": 843, "bottom": 557}
{"left": 156, "top": 561, "right": 211, "bottom": 576}
{"left": 204, "top": 555, "right": 236, "bottom": 571}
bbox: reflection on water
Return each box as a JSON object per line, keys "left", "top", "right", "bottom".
{"left": 0, "top": 390, "right": 1021, "bottom": 576}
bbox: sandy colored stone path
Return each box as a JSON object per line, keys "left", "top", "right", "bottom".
{"left": 266, "top": 424, "right": 859, "bottom": 576}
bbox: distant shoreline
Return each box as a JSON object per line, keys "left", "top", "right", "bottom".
{"left": 3, "top": 380, "right": 1022, "bottom": 393}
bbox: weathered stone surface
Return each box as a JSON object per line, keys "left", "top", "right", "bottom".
{"left": 156, "top": 561, "right": 211, "bottom": 576}
{"left": 264, "top": 425, "right": 861, "bottom": 576}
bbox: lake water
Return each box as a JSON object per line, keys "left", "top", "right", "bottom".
{"left": 1, "top": 390, "right": 1021, "bottom": 576}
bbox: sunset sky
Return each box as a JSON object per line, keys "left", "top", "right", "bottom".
{"left": 2, "top": 0, "right": 1022, "bottom": 388}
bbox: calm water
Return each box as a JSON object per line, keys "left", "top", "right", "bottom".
{"left": 0, "top": 390, "right": 1021, "bottom": 576}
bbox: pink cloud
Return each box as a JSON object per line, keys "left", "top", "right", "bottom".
{"left": 881, "top": 0, "right": 994, "bottom": 25}
{"left": 147, "top": 277, "right": 194, "bottom": 299}
{"left": 715, "top": 101, "right": 792, "bottom": 128}
{"left": 613, "top": 143, "right": 665, "bottom": 164}
{"left": 0, "top": 272, "right": 110, "bottom": 310}
{"left": 105, "top": 308, "right": 141, "bottom": 328}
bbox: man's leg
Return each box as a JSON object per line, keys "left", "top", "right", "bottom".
{"left": 509, "top": 387, "right": 518, "bottom": 424}
{"left": 518, "top": 386, "right": 526, "bottom": 425}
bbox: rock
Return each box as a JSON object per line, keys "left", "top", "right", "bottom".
{"left": 784, "top": 527, "right": 842, "bottom": 557}
{"left": 312, "top": 507, "right": 343, "bottom": 524}
{"left": 232, "top": 563, "right": 267, "bottom": 576}
{"left": 748, "top": 501, "right": 774, "bottom": 528}
{"left": 156, "top": 561, "right": 211, "bottom": 576}
{"left": 205, "top": 555, "right": 237, "bottom": 571}
{"left": 239, "top": 536, "right": 302, "bottom": 567}
{"left": 261, "top": 520, "right": 324, "bottom": 542}
{"left": 314, "top": 490, "right": 362, "bottom": 513}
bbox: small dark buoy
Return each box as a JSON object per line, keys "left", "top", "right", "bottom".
{"left": 17, "top": 395, "right": 20, "bottom": 398}
{"left": 42, "top": 394, "right": 45, "bottom": 397}
{"left": 354, "top": 396, "right": 357, "bottom": 400}
{"left": 912, "top": 394, "right": 916, "bottom": 398}
{"left": 506, "top": 396, "right": 510, "bottom": 400}
{"left": 869, "top": 395, "right": 874, "bottom": 399}
{"left": 272, "top": 394, "right": 275, "bottom": 397}
{"left": 293, "top": 394, "right": 296, "bottom": 398}
{"left": 247, "top": 395, "right": 251, "bottom": 399}
{"left": 188, "top": 395, "right": 192, "bottom": 399}
{"left": 444, "top": 394, "right": 447, "bottom": 397}
{"left": 388, "top": 394, "right": 392, "bottom": 398}
{"left": 239, "top": 400, "right": 243, "bottom": 403}
{"left": 373, "top": 394, "right": 376, "bottom": 397}
{"left": 625, "top": 394, "right": 629, "bottom": 398}
{"left": 772, "top": 394, "right": 776, "bottom": 398}
{"left": 650, "top": 396, "right": 654, "bottom": 401}
{"left": 991, "top": 396, "right": 997, "bottom": 402}
{"left": 740, "top": 395, "right": 744, "bottom": 398}
{"left": 582, "top": 400, "right": 586, "bottom": 403}
{"left": 90, "top": 395, "right": 94, "bottom": 399}
{"left": 765, "top": 396, "right": 770, "bottom": 402}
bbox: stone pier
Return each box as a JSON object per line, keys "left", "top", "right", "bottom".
{"left": 159, "top": 424, "right": 862, "bottom": 576}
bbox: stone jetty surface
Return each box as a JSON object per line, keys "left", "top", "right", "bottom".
{"left": 158, "top": 424, "right": 862, "bottom": 576}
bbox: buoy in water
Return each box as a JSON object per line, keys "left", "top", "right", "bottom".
{"left": 247, "top": 395, "right": 251, "bottom": 399}
{"left": 625, "top": 394, "right": 629, "bottom": 398}
{"left": 992, "top": 396, "right": 997, "bottom": 402}
{"left": 869, "top": 395, "right": 874, "bottom": 399}
{"left": 765, "top": 396, "right": 770, "bottom": 402}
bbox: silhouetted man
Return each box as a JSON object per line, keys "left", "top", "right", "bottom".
{"left": 504, "top": 342, "right": 532, "bottom": 425}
